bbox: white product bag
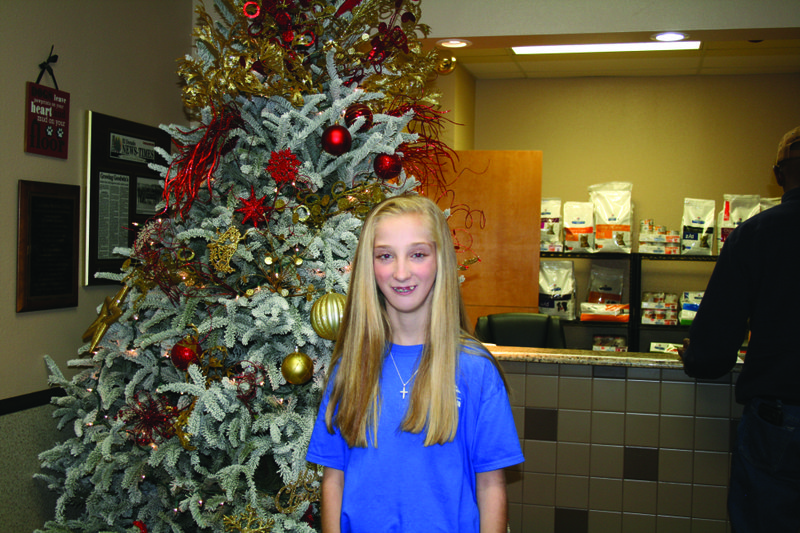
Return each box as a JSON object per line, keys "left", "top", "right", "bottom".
{"left": 589, "top": 182, "right": 633, "bottom": 253}
{"left": 681, "top": 198, "right": 715, "bottom": 255}
{"left": 563, "top": 201, "right": 595, "bottom": 252}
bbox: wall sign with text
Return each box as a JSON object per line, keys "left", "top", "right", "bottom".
{"left": 25, "top": 82, "right": 70, "bottom": 159}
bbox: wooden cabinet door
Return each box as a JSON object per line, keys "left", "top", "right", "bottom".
{"left": 428, "top": 150, "right": 542, "bottom": 325}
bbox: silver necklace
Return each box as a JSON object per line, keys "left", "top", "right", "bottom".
{"left": 389, "top": 352, "right": 418, "bottom": 399}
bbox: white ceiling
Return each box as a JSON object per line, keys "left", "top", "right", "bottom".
{"left": 424, "top": 31, "right": 800, "bottom": 79}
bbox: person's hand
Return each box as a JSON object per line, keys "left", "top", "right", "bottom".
{"left": 676, "top": 338, "right": 689, "bottom": 361}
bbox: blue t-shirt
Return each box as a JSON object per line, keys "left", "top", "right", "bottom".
{"left": 306, "top": 343, "right": 524, "bottom": 533}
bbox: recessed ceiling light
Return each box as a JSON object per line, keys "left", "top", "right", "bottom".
{"left": 512, "top": 41, "right": 701, "bottom": 55}
{"left": 436, "top": 39, "right": 472, "bottom": 49}
{"left": 653, "top": 31, "right": 689, "bottom": 42}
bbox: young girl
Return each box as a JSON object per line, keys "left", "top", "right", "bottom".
{"left": 306, "top": 194, "right": 524, "bottom": 532}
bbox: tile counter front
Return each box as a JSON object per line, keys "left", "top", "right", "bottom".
{"left": 489, "top": 346, "right": 739, "bottom": 533}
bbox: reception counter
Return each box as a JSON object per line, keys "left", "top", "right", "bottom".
{"left": 488, "top": 346, "right": 684, "bottom": 369}
{"left": 488, "top": 346, "right": 739, "bottom": 533}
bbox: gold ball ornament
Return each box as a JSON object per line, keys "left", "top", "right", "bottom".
{"left": 281, "top": 351, "right": 314, "bottom": 385}
{"left": 436, "top": 56, "right": 457, "bottom": 75}
{"left": 310, "top": 292, "right": 346, "bottom": 340}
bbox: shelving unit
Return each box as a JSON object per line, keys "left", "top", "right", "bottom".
{"left": 541, "top": 251, "right": 717, "bottom": 351}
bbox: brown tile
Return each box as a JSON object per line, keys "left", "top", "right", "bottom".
{"left": 621, "top": 512, "right": 656, "bottom": 533}
{"left": 506, "top": 373, "right": 526, "bottom": 406}
{"left": 508, "top": 502, "right": 523, "bottom": 533}
{"left": 558, "top": 409, "right": 592, "bottom": 443}
{"left": 524, "top": 472, "right": 556, "bottom": 506}
{"left": 660, "top": 381, "right": 696, "bottom": 416}
{"left": 506, "top": 466, "right": 525, "bottom": 504}
{"left": 557, "top": 442, "right": 591, "bottom": 476}
{"left": 589, "top": 477, "right": 623, "bottom": 511}
{"left": 592, "top": 378, "right": 626, "bottom": 412}
{"left": 624, "top": 413, "right": 659, "bottom": 447}
{"left": 555, "top": 507, "right": 589, "bottom": 533}
{"left": 693, "top": 451, "right": 730, "bottom": 486}
{"left": 561, "top": 364, "right": 593, "bottom": 377}
{"left": 659, "top": 415, "right": 695, "bottom": 450}
{"left": 524, "top": 439, "right": 557, "bottom": 473}
{"left": 657, "top": 482, "right": 693, "bottom": 517}
{"left": 528, "top": 362, "right": 560, "bottom": 376}
{"left": 560, "top": 377, "right": 593, "bottom": 410}
{"left": 590, "top": 444, "right": 624, "bottom": 478}
{"left": 592, "top": 412, "right": 625, "bottom": 445}
{"left": 695, "top": 417, "right": 732, "bottom": 452}
{"left": 696, "top": 383, "right": 732, "bottom": 418}
{"left": 623, "top": 446, "right": 659, "bottom": 481}
{"left": 622, "top": 480, "right": 658, "bottom": 514}
{"left": 556, "top": 474, "right": 590, "bottom": 509}
{"left": 588, "top": 511, "right": 622, "bottom": 533}
{"left": 521, "top": 504, "right": 555, "bottom": 533}
{"left": 626, "top": 380, "right": 661, "bottom": 413}
{"left": 656, "top": 515, "right": 692, "bottom": 533}
{"left": 527, "top": 375, "right": 559, "bottom": 409}
{"left": 628, "top": 368, "right": 660, "bottom": 381}
{"left": 692, "top": 484, "right": 729, "bottom": 520}
{"left": 593, "top": 366, "right": 627, "bottom": 379}
{"left": 690, "top": 518, "right": 729, "bottom": 533}
{"left": 658, "top": 448, "right": 693, "bottom": 483}
{"left": 661, "top": 368, "right": 694, "bottom": 382}
{"left": 526, "top": 408, "right": 558, "bottom": 441}
{"left": 512, "top": 406, "right": 525, "bottom": 439}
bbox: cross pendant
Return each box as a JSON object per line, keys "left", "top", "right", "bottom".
{"left": 401, "top": 385, "right": 409, "bottom": 399}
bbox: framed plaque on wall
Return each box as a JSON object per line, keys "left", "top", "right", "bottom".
{"left": 85, "top": 111, "right": 171, "bottom": 285}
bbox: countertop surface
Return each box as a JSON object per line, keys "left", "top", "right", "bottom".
{"left": 486, "top": 345, "right": 685, "bottom": 369}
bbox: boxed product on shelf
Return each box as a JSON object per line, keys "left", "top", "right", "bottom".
{"left": 680, "top": 291, "right": 704, "bottom": 311}
{"left": 641, "top": 292, "right": 679, "bottom": 325}
{"left": 580, "top": 302, "right": 630, "bottom": 322}
{"left": 679, "top": 309, "right": 697, "bottom": 325}
{"left": 593, "top": 335, "right": 628, "bottom": 352}
{"left": 650, "top": 342, "right": 682, "bottom": 355}
{"left": 638, "top": 219, "right": 680, "bottom": 254}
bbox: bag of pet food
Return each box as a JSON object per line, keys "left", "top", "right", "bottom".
{"left": 717, "top": 194, "right": 760, "bottom": 249}
{"left": 586, "top": 264, "right": 624, "bottom": 303}
{"left": 589, "top": 182, "right": 633, "bottom": 253}
{"left": 681, "top": 198, "right": 715, "bottom": 255}
{"left": 539, "top": 260, "right": 576, "bottom": 320}
{"left": 760, "top": 197, "right": 781, "bottom": 212}
{"left": 540, "top": 198, "right": 563, "bottom": 252}
{"left": 563, "top": 201, "right": 595, "bottom": 252}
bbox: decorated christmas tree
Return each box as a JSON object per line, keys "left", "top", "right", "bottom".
{"left": 35, "top": 1, "right": 478, "bottom": 532}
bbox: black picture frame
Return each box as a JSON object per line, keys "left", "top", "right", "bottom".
{"left": 85, "top": 111, "right": 171, "bottom": 285}
{"left": 17, "top": 180, "right": 80, "bottom": 312}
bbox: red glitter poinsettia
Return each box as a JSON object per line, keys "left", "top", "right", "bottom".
{"left": 267, "top": 148, "right": 301, "bottom": 186}
{"left": 236, "top": 186, "right": 270, "bottom": 227}
{"left": 116, "top": 392, "right": 178, "bottom": 447}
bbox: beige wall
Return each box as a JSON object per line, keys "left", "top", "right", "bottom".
{"left": 437, "top": 71, "right": 800, "bottom": 298}
{"left": 0, "top": 1, "right": 193, "bottom": 400}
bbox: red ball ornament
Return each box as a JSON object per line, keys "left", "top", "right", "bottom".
{"left": 344, "top": 103, "right": 373, "bottom": 132}
{"left": 373, "top": 153, "right": 403, "bottom": 180}
{"left": 170, "top": 335, "right": 201, "bottom": 371}
{"left": 321, "top": 125, "right": 351, "bottom": 156}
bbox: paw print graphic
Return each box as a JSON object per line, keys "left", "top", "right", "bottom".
{"left": 57, "top": 128, "right": 64, "bottom": 138}
{"left": 47, "top": 126, "right": 53, "bottom": 136}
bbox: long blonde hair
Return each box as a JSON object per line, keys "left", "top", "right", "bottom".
{"left": 324, "top": 193, "right": 479, "bottom": 447}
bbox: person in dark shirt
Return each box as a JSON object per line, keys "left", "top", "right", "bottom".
{"left": 680, "top": 125, "right": 800, "bottom": 532}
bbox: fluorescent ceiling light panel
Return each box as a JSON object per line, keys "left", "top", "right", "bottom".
{"left": 513, "top": 41, "right": 701, "bottom": 55}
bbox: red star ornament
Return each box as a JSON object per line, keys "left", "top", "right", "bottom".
{"left": 236, "top": 186, "right": 269, "bottom": 227}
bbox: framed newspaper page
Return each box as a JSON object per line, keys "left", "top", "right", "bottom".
{"left": 85, "top": 111, "right": 170, "bottom": 285}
